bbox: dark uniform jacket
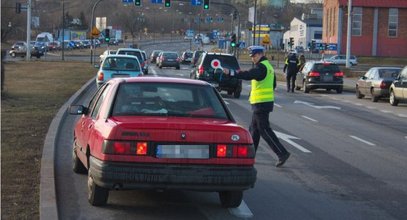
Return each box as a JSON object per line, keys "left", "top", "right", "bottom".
{"left": 283, "top": 55, "right": 299, "bottom": 75}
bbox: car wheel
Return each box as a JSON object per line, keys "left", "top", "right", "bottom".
{"left": 159, "top": 64, "right": 162, "bottom": 69}
{"left": 326, "top": 88, "right": 332, "bottom": 92}
{"left": 72, "top": 139, "right": 87, "bottom": 174}
{"left": 233, "top": 90, "right": 241, "bottom": 98}
{"left": 88, "top": 169, "right": 109, "bottom": 206}
{"left": 10, "top": 52, "right": 16, "bottom": 58}
{"left": 176, "top": 66, "right": 180, "bottom": 70}
{"left": 219, "top": 191, "right": 243, "bottom": 208}
{"left": 336, "top": 87, "right": 343, "bottom": 94}
{"left": 389, "top": 90, "right": 399, "bottom": 106}
{"left": 227, "top": 91, "right": 233, "bottom": 95}
{"left": 356, "top": 86, "right": 364, "bottom": 99}
{"left": 303, "top": 81, "right": 310, "bottom": 93}
{"left": 370, "top": 89, "right": 379, "bottom": 102}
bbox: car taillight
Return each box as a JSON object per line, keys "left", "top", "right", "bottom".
{"left": 103, "top": 140, "right": 149, "bottom": 155}
{"left": 198, "top": 65, "right": 204, "bottom": 75}
{"left": 380, "top": 81, "right": 387, "bottom": 89}
{"left": 97, "top": 72, "right": 104, "bottom": 81}
{"left": 309, "top": 71, "right": 320, "bottom": 77}
{"left": 140, "top": 62, "right": 145, "bottom": 68}
{"left": 334, "top": 72, "right": 344, "bottom": 77}
{"left": 215, "top": 144, "right": 254, "bottom": 158}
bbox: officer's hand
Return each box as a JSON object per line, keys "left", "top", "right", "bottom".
{"left": 223, "top": 68, "right": 230, "bottom": 75}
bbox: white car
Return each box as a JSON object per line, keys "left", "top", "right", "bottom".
{"left": 99, "top": 50, "right": 116, "bottom": 63}
{"left": 325, "top": 55, "right": 358, "bottom": 66}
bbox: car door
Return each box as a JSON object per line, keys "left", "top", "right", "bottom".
{"left": 400, "top": 68, "right": 407, "bottom": 99}
{"left": 296, "top": 62, "right": 309, "bottom": 88}
{"left": 78, "top": 84, "right": 111, "bottom": 157}
{"left": 366, "top": 69, "right": 377, "bottom": 94}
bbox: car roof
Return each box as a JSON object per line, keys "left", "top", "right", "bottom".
{"left": 204, "top": 52, "right": 234, "bottom": 57}
{"left": 104, "top": 54, "right": 140, "bottom": 60}
{"left": 370, "top": 67, "right": 402, "bottom": 70}
{"left": 112, "top": 76, "right": 210, "bottom": 86}
{"left": 117, "top": 48, "right": 142, "bottom": 52}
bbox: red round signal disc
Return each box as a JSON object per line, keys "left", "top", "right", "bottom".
{"left": 211, "top": 59, "right": 222, "bottom": 69}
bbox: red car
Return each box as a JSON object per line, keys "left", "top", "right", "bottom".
{"left": 69, "top": 77, "right": 256, "bottom": 207}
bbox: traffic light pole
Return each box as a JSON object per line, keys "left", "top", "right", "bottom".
{"left": 90, "top": 0, "right": 104, "bottom": 65}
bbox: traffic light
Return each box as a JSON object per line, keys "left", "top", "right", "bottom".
{"left": 16, "top": 3, "right": 21, "bottom": 14}
{"left": 134, "top": 0, "right": 141, "bottom": 6}
{"left": 203, "top": 0, "right": 209, "bottom": 10}
{"left": 230, "top": 34, "right": 236, "bottom": 47}
{"left": 164, "top": 0, "right": 170, "bottom": 7}
{"left": 105, "top": 29, "right": 110, "bottom": 43}
{"left": 288, "top": 37, "right": 294, "bottom": 48}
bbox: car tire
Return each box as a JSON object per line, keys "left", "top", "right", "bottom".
{"left": 233, "top": 90, "right": 241, "bottom": 98}
{"left": 356, "top": 86, "right": 364, "bottom": 99}
{"left": 10, "top": 52, "right": 16, "bottom": 58}
{"left": 371, "top": 89, "right": 379, "bottom": 102}
{"left": 389, "top": 90, "right": 399, "bottom": 106}
{"left": 336, "top": 87, "right": 343, "bottom": 94}
{"left": 72, "top": 140, "right": 87, "bottom": 174}
{"left": 219, "top": 191, "right": 243, "bottom": 208}
{"left": 176, "top": 66, "right": 180, "bottom": 70}
{"left": 88, "top": 169, "right": 109, "bottom": 206}
{"left": 227, "top": 91, "right": 233, "bottom": 95}
{"left": 159, "top": 64, "right": 162, "bottom": 69}
{"left": 303, "top": 82, "right": 310, "bottom": 93}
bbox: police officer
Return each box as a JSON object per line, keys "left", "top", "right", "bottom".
{"left": 283, "top": 52, "right": 299, "bottom": 92}
{"left": 223, "top": 46, "right": 290, "bottom": 167}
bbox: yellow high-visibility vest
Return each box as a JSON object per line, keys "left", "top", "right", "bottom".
{"left": 249, "top": 60, "right": 275, "bottom": 104}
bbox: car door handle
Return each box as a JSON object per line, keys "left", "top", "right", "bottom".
{"left": 88, "top": 124, "right": 93, "bottom": 129}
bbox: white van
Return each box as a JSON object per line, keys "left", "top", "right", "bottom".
{"left": 36, "top": 32, "right": 54, "bottom": 46}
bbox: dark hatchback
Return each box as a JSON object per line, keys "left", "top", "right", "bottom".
{"left": 157, "top": 51, "right": 180, "bottom": 69}
{"left": 190, "top": 52, "right": 242, "bottom": 98}
{"left": 296, "top": 61, "right": 344, "bottom": 93}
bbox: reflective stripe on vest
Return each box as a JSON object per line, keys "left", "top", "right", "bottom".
{"left": 250, "top": 60, "right": 275, "bottom": 104}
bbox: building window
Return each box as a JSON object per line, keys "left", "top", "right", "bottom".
{"left": 388, "top": 8, "right": 398, "bottom": 37}
{"left": 352, "top": 7, "right": 362, "bottom": 36}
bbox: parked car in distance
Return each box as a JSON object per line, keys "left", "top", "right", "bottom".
{"left": 9, "top": 41, "right": 45, "bottom": 58}
{"left": 157, "top": 51, "right": 180, "bottom": 69}
{"left": 389, "top": 66, "right": 407, "bottom": 106}
{"left": 324, "top": 55, "right": 358, "bottom": 66}
{"left": 191, "top": 50, "right": 205, "bottom": 67}
{"left": 356, "top": 67, "right": 402, "bottom": 102}
{"left": 150, "top": 50, "right": 162, "bottom": 63}
{"left": 99, "top": 50, "right": 116, "bottom": 63}
{"left": 116, "top": 48, "right": 147, "bottom": 75}
{"left": 295, "top": 61, "right": 344, "bottom": 93}
{"left": 95, "top": 55, "right": 142, "bottom": 87}
{"left": 190, "top": 52, "right": 242, "bottom": 98}
{"left": 69, "top": 77, "right": 256, "bottom": 207}
{"left": 180, "top": 51, "right": 193, "bottom": 63}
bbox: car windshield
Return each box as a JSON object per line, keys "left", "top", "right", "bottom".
{"left": 313, "top": 63, "right": 340, "bottom": 72}
{"left": 112, "top": 82, "right": 228, "bottom": 119}
{"left": 379, "top": 69, "right": 401, "bottom": 78}
{"left": 102, "top": 57, "right": 141, "bottom": 71}
{"left": 117, "top": 50, "right": 143, "bottom": 62}
{"left": 203, "top": 55, "right": 240, "bottom": 69}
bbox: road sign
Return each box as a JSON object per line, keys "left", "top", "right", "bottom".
{"left": 91, "top": 26, "right": 100, "bottom": 37}
{"left": 191, "top": 0, "right": 202, "bottom": 6}
{"left": 262, "top": 34, "right": 270, "bottom": 45}
{"left": 211, "top": 59, "right": 222, "bottom": 70}
{"left": 122, "top": 0, "right": 134, "bottom": 3}
{"left": 96, "top": 17, "right": 106, "bottom": 31}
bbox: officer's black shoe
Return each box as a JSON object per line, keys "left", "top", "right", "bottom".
{"left": 276, "top": 152, "right": 290, "bottom": 167}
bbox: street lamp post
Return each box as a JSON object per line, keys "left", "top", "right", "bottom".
{"left": 346, "top": 0, "right": 352, "bottom": 68}
{"left": 90, "top": 0, "right": 104, "bottom": 64}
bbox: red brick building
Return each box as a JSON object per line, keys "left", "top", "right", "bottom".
{"left": 323, "top": 0, "right": 407, "bottom": 57}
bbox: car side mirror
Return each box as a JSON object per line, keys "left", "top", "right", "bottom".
{"left": 69, "top": 105, "right": 88, "bottom": 115}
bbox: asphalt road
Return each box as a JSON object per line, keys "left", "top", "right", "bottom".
{"left": 53, "top": 42, "right": 407, "bottom": 220}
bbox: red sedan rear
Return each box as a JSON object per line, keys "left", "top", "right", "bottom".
{"left": 69, "top": 77, "right": 256, "bottom": 207}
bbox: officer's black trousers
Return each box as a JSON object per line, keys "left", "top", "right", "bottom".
{"left": 286, "top": 72, "right": 297, "bottom": 92}
{"left": 249, "top": 108, "right": 289, "bottom": 158}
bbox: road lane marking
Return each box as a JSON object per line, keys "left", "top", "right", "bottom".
{"left": 380, "top": 110, "right": 392, "bottom": 113}
{"left": 294, "top": 100, "right": 341, "bottom": 110}
{"left": 353, "top": 103, "right": 363, "bottom": 106}
{"left": 275, "top": 131, "right": 312, "bottom": 153}
{"left": 275, "top": 103, "right": 282, "bottom": 108}
{"left": 366, "top": 106, "right": 377, "bottom": 109}
{"left": 229, "top": 200, "right": 253, "bottom": 218}
{"left": 301, "top": 115, "right": 318, "bottom": 122}
{"left": 349, "top": 135, "right": 376, "bottom": 146}
{"left": 150, "top": 68, "right": 158, "bottom": 77}
{"left": 399, "top": 114, "right": 407, "bottom": 118}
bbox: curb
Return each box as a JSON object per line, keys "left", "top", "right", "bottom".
{"left": 40, "top": 78, "right": 94, "bottom": 220}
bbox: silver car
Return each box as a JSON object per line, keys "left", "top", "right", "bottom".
{"left": 356, "top": 67, "right": 402, "bottom": 102}
{"left": 389, "top": 66, "right": 407, "bottom": 106}
{"left": 325, "top": 55, "right": 358, "bottom": 66}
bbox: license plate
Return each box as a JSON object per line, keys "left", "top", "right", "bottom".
{"left": 167, "top": 59, "right": 174, "bottom": 61}
{"left": 156, "top": 145, "right": 209, "bottom": 159}
{"left": 323, "top": 75, "right": 333, "bottom": 82}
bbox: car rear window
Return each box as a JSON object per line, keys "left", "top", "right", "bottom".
{"left": 163, "top": 53, "right": 178, "bottom": 59}
{"left": 102, "top": 57, "right": 141, "bottom": 71}
{"left": 112, "top": 82, "right": 228, "bottom": 119}
{"left": 117, "top": 50, "right": 144, "bottom": 62}
{"left": 313, "top": 63, "right": 340, "bottom": 72}
{"left": 379, "top": 69, "right": 401, "bottom": 78}
{"left": 203, "top": 55, "right": 240, "bottom": 69}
